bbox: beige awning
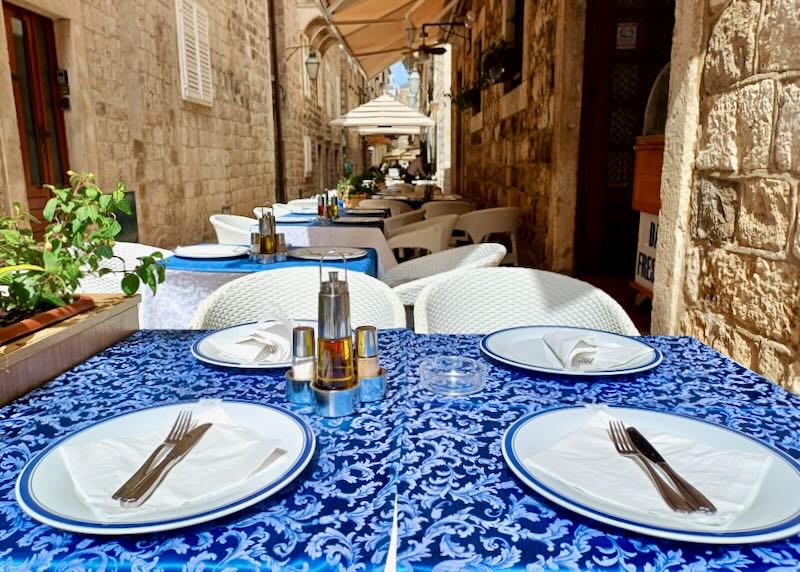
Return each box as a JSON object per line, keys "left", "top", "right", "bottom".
{"left": 323, "top": 0, "right": 460, "bottom": 78}
{"left": 331, "top": 94, "right": 434, "bottom": 128}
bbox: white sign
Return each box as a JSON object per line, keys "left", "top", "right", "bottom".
{"left": 634, "top": 212, "right": 658, "bottom": 291}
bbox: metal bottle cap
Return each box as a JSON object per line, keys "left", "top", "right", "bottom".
{"left": 355, "top": 326, "right": 378, "bottom": 357}
{"left": 293, "top": 326, "right": 315, "bottom": 358}
{"left": 318, "top": 267, "right": 351, "bottom": 340}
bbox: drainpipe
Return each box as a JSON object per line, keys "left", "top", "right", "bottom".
{"left": 267, "top": 0, "right": 287, "bottom": 202}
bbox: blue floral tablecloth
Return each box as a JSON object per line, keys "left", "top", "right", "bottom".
{"left": 395, "top": 335, "right": 800, "bottom": 571}
{"left": 2, "top": 332, "right": 800, "bottom": 571}
{"left": 0, "top": 329, "right": 410, "bottom": 571}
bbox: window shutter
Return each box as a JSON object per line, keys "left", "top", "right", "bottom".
{"left": 177, "top": 0, "right": 213, "bottom": 105}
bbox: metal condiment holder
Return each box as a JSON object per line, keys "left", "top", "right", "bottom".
{"left": 282, "top": 250, "right": 388, "bottom": 417}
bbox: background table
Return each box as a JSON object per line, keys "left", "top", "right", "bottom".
{"left": 139, "top": 249, "right": 377, "bottom": 329}
{"left": 276, "top": 222, "right": 397, "bottom": 275}
{"left": 0, "top": 328, "right": 409, "bottom": 571}
{"left": 394, "top": 334, "right": 800, "bottom": 571}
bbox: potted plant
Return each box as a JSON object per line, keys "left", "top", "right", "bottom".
{"left": 482, "top": 39, "right": 521, "bottom": 85}
{"left": 0, "top": 171, "right": 165, "bottom": 344}
{"left": 338, "top": 174, "right": 370, "bottom": 208}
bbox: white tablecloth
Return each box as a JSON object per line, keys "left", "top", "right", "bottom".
{"left": 277, "top": 224, "right": 397, "bottom": 275}
{"left": 139, "top": 270, "right": 239, "bottom": 329}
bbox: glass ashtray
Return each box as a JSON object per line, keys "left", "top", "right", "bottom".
{"left": 418, "top": 355, "right": 487, "bottom": 397}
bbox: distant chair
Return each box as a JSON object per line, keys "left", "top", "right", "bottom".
{"left": 209, "top": 214, "right": 255, "bottom": 244}
{"left": 421, "top": 201, "right": 473, "bottom": 219}
{"left": 254, "top": 204, "right": 290, "bottom": 218}
{"left": 387, "top": 214, "right": 458, "bottom": 256}
{"left": 383, "top": 209, "right": 426, "bottom": 238}
{"left": 359, "top": 199, "right": 414, "bottom": 217}
{"left": 382, "top": 243, "right": 507, "bottom": 306}
{"left": 190, "top": 266, "right": 406, "bottom": 330}
{"left": 386, "top": 182, "right": 415, "bottom": 193}
{"left": 77, "top": 242, "right": 172, "bottom": 294}
{"left": 286, "top": 198, "right": 318, "bottom": 213}
{"left": 413, "top": 267, "right": 639, "bottom": 335}
{"left": 454, "top": 207, "right": 520, "bottom": 265}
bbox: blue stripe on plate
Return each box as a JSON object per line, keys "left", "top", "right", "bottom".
{"left": 503, "top": 405, "right": 800, "bottom": 539}
{"left": 480, "top": 325, "right": 663, "bottom": 375}
{"left": 17, "top": 400, "right": 314, "bottom": 530}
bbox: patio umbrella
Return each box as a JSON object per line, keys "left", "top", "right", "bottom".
{"left": 331, "top": 94, "right": 433, "bottom": 129}
{"left": 358, "top": 126, "right": 423, "bottom": 136}
{"left": 318, "top": 0, "right": 458, "bottom": 78}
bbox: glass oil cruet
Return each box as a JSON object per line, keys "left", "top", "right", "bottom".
{"left": 316, "top": 253, "right": 356, "bottom": 390}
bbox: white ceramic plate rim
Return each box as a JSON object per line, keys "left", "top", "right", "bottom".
{"left": 15, "top": 400, "right": 315, "bottom": 535}
{"left": 192, "top": 320, "right": 316, "bottom": 369}
{"left": 480, "top": 325, "right": 662, "bottom": 376}
{"left": 287, "top": 247, "right": 367, "bottom": 261}
{"left": 502, "top": 405, "right": 800, "bottom": 544}
{"left": 174, "top": 244, "right": 249, "bottom": 259}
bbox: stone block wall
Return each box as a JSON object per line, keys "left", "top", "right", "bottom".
{"left": 80, "top": 0, "right": 276, "bottom": 247}
{"left": 451, "top": 0, "right": 560, "bottom": 268}
{"left": 678, "top": 0, "right": 800, "bottom": 392}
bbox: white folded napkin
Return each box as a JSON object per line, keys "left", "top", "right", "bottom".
{"left": 214, "top": 318, "right": 295, "bottom": 364}
{"left": 542, "top": 330, "right": 652, "bottom": 371}
{"left": 524, "top": 409, "right": 772, "bottom": 529}
{"left": 59, "top": 403, "right": 284, "bottom": 521}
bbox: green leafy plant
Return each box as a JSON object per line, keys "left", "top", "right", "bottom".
{"left": 0, "top": 171, "right": 165, "bottom": 319}
{"left": 482, "top": 38, "right": 520, "bottom": 84}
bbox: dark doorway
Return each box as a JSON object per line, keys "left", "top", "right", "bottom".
{"left": 3, "top": 2, "right": 69, "bottom": 236}
{"left": 575, "top": 0, "right": 674, "bottom": 276}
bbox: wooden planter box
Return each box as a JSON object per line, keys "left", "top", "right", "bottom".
{"left": 0, "top": 294, "right": 140, "bottom": 406}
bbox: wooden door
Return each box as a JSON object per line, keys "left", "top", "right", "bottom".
{"left": 574, "top": 0, "right": 673, "bottom": 275}
{"left": 3, "top": 2, "right": 69, "bottom": 235}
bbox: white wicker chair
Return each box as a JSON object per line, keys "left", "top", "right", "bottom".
{"left": 190, "top": 266, "right": 406, "bottom": 330}
{"left": 387, "top": 214, "right": 458, "bottom": 255}
{"left": 77, "top": 241, "right": 173, "bottom": 294}
{"left": 254, "top": 204, "right": 290, "bottom": 218}
{"left": 386, "top": 182, "right": 415, "bottom": 193}
{"left": 358, "top": 199, "right": 413, "bottom": 217}
{"left": 414, "top": 267, "right": 639, "bottom": 335}
{"left": 421, "top": 201, "right": 473, "bottom": 219}
{"left": 383, "top": 209, "right": 426, "bottom": 238}
{"left": 454, "top": 207, "right": 520, "bottom": 265}
{"left": 383, "top": 243, "right": 507, "bottom": 305}
{"left": 209, "top": 214, "right": 256, "bottom": 244}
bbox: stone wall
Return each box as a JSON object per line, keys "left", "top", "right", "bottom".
{"left": 661, "top": 0, "right": 800, "bottom": 393}
{"left": 275, "top": 1, "right": 369, "bottom": 200}
{"left": 452, "top": 0, "right": 583, "bottom": 269}
{"left": 83, "top": 0, "right": 277, "bottom": 246}
{"left": 0, "top": 0, "right": 277, "bottom": 247}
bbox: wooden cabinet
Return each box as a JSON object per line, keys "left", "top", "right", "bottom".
{"left": 632, "top": 135, "right": 663, "bottom": 215}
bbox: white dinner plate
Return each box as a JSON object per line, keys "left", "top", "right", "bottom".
{"left": 16, "top": 400, "right": 315, "bottom": 535}
{"left": 502, "top": 405, "right": 800, "bottom": 544}
{"left": 288, "top": 206, "right": 318, "bottom": 215}
{"left": 276, "top": 216, "right": 316, "bottom": 224}
{"left": 288, "top": 247, "right": 367, "bottom": 261}
{"left": 332, "top": 217, "right": 384, "bottom": 225}
{"left": 192, "top": 320, "right": 316, "bottom": 369}
{"left": 174, "top": 244, "right": 248, "bottom": 259}
{"left": 480, "top": 326, "right": 662, "bottom": 376}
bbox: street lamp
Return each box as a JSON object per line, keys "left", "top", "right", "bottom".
{"left": 305, "top": 51, "right": 320, "bottom": 81}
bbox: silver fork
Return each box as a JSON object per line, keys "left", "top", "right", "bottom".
{"left": 112, "top": 411, "right": 193, "bottom": 499}
{"left": 608, "top": 420, "right": 692, "bottom": 512}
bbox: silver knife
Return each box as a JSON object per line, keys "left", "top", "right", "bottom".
{"left": 626, "top": 427, "right": 717, "bottom": 513}
{"left": 120, "top": 423, "right": 212, "bottom": 508}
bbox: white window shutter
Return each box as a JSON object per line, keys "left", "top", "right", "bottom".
{"left": 177, "top": 0, "right": 213, "bottom": 105}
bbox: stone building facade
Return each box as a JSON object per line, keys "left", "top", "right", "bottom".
{"left": 0, "top": 0, "right": 278, "bottom": 247}
{"left": 448, "top": 0, "right": 583, "bottom": 269}
{"left": 653, "top": 0, "right": 800, "bottom": 393}
{"left": 273, "top": 1, "right": 379, "bottom": 200}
